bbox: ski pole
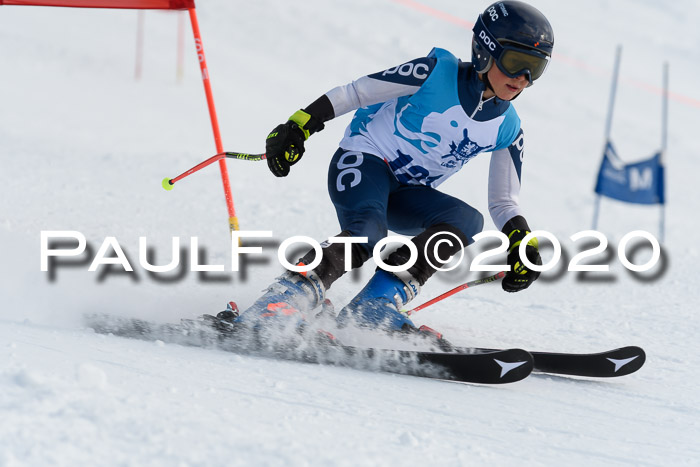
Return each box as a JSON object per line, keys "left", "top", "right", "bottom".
{"left": 406, "top": 271, "right": 505, "bottom": 316}
{"left": 162, "top": 152, "right": 266, "bottom": 191}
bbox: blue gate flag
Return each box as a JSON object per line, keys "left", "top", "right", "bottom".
{"left": 594, "top": 141, "right": 665, "bottom": 205}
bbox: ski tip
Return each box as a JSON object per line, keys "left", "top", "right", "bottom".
{"left": 604, "top": 346, "right": 646, "bottom": 376}
{"left": 531, "top": 345, "right": 647, "bottom": 378}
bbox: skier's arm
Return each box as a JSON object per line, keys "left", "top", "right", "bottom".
{"left": 487, "top": 132, "right": 524, "bottom": 231}
{"left": 312, "top": 56, "right": 436, "bottom": 120}
{"left": 266, "top": 57, "right": 436, "bottom": 177}
{"left": 487, "top": 129, "right": 542, "bottom": 292}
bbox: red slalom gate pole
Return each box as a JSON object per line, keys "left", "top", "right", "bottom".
{"left": 134, "top": 10, "right": 145, "bottom": 81}
{"left": 188, "top": 7, "right": 239, "bottom": 233}
{"left": 406, "top": 271, "right": 505, "bottom": 316}
{"left": 176, "top": 11, "right": 185, "bottom": 83}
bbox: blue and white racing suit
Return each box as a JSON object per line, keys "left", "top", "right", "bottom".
{"left": 300, "top": 48, "right": 528, "bottom": 287}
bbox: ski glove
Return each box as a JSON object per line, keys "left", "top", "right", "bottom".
{"left": 266, "top": 109, "right": 324, "bottom": 177}
{"left": 501, "top": 217, "right": 542, "bottom": 293}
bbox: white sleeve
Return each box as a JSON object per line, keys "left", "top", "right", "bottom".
{"left": 326, "top": 77, "right": 420, "bottom": 117}
{"left": 324, "top": 57, "right": 435, "bottom": 118}
{"left": 488, "top": 147, "right": 523, "bottom": 231}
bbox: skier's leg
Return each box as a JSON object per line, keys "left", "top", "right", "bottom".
{"left": 384, "top": 185, "right": 484, "bottom": 285}
{"left": 298, "top": 148, "right": 397, "bottom": 288}
{"left": 336, "top": 186, "right": 483, "bottom": 332}
{"left": 236, "top": 149, "right": 394, "bottom": 327}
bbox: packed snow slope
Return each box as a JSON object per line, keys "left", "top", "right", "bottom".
{"left": 1, "top": 0, "right": 699, "bottom": 465}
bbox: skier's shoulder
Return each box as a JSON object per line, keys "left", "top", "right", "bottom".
{"left": 366, "top": 47, "right": 463, "bottom": 87}
{"left": 494, "top": 103, "right": 521, "bottom": 150}
{"left": 502, "top": 102, "right": 521, "bottom": 135}
{"left": 367, "top": 56, "right": 436, "bottom": 87}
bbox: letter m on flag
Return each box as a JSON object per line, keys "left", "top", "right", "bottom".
{"left": 594, "top": 141, "right": 665, "bottom": 205}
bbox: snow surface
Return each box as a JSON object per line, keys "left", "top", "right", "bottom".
{"left": 1, "top": 0, "right": 699, "bottom": 465}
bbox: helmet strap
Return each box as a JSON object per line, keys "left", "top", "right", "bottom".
{"left": 483, "top": 72, "right": 493, "bottom": 92}
{"left": 482, "top": 67, "right": 495, "bottom": 94}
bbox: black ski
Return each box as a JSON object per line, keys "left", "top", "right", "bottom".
{"left": 461, "top": 345, "right": 646, "bottom": 378}
{"left": 530, "top": 346, "right": 646, "bottom": 377}
{"left": 83, "top": 313, "right": 532, "bottom": 385}
{"left": 335, "top": 346, "right": 533, "bottom": 384}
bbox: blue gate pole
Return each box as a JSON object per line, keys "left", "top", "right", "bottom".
{"left": 593, "top": 45, "right": 623, "bottom": 230}
{"left": 659, "top": 61, "right": 669, "bottom": 243}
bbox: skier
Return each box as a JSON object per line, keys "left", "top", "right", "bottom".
{"left": 230, "top": 1, "right": 552, "bottom": 336}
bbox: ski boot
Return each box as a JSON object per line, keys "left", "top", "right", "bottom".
{"left": 336, "top": 269, "right": 452, "bottom": 350}
{"left": 234, "top": 269, "right": 326, "bottom": 335}
{"left": 336, "top": 269, "right": 420, "bottom": 332}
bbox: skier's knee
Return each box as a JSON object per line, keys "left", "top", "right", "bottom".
{"left": 445, "top": 205, "right": 484, "bottom": 243}
{"left": 384, "top": 222, "right": 470, "bottom": 286}
{"left": 299, "top": 229, "right": 376, "bottom": 290}
{"left": 344, "top": 216, "right": 387, "bottom": 252}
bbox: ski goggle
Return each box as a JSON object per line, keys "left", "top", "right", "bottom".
{"left": 473, "top": 15, "right": 550, "bottom": 84}
{"left": 496, "top": 46, "right": 550, "bottom": 83}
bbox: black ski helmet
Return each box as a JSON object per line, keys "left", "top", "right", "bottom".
{"left": 471, "top": 1, "right": 554, "bottom": 84}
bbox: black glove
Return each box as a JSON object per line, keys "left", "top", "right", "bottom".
{"left": 266, "top": 109, "right": 324, "bottom": 177}
{"left": 501, "top": 216, "right": 542, "bottom": 293}
{"left": 266, "top": 121, "right": 305, "bottom": 177}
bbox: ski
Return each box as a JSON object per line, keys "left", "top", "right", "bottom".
{"left": 83, "top": 313, "right": 532, "bottom": 385}
{"left": 336, "top": 346, "right": 533, "bottom": 384}
{"left": 530, "top": 346, "right": 646, "bottom": 378}
{"left": 459, "top": 345, "right": 646, "bottom": 378}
